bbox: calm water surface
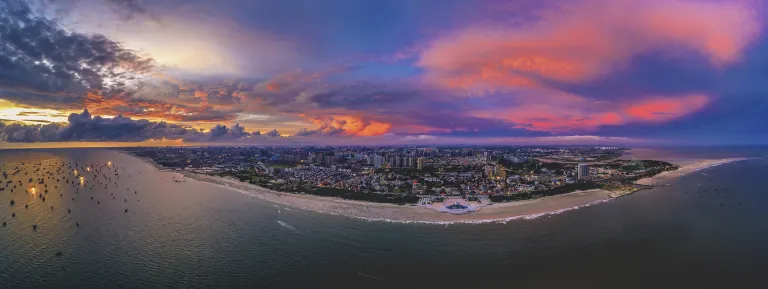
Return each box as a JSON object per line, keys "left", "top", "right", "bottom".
{"left": 1, "top": 148, "right": 767, "bottom": 288}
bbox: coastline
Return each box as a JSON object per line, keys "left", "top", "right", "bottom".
{"left": 124, "top": 151, "right": 748, "bottom": 224}
{"left": 178, "top": 170, "right": 617, "bottom": 224}
{"left": 634, "top": 158, "right": 748, "bottom": 185}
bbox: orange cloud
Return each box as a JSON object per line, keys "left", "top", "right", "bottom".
{"left": 255, "top": 68, "right": 347, "bottom": 93}
{"left": 471, "top": 93, "right": 710, "bottom": 132}
{"left": 193, "top": 90, "right": 210, "bottom": 106}
{"left": 419, "top": 0, "right": 760, "bottom": 93}
{"left": 84, "top": 92, "right": 235, "bottom": 122}
{"left": 266, "top": 83, "right": 280, "bottom": 91}
{"left": 625, "top": 94, "right": 710, "bottom": 122}
{"left": 398, "top": 124, "right": 453, "bottom": 134}
{"left": 193, "top": 91, "right": 208, "bottom": 98}
{"left": 308, "top": 115, "right": 392, "bottom": 136}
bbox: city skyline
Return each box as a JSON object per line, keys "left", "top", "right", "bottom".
{"left": 1, "top": 0, "right": 767, "bottom": 147}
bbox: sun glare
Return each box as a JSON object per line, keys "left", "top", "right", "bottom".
{"left": 0, "top": 100, "right": 74, "bottom": 124}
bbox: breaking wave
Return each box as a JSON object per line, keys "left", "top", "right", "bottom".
{"left": 277, "top": 220, "right": 299, "bottom": 232}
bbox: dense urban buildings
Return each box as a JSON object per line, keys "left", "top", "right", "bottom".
{"left": 131, "top": 146, "right": 677, "bottom": 204}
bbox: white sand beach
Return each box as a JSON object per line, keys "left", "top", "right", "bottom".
{"left": 175, "top": 170, "right": 615, "bottom": 224}
{"left": 634, "top": 158, "right": 748, "bottom": 185}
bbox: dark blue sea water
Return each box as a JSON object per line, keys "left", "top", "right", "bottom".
{"left": 1, "top": 148, "right": 767, "bottom": 288}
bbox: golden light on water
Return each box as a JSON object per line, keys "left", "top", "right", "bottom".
{"left": 74, "top": 169, "right": 78, "bottom": 175}
{"left": 87, "top": 167, "right": 91, "bottom": 172}
{"left": 108, "top": 161, "right": 112, "bottom": 166}
{"left": 30, "top": 187, "right": 36, "bottom": 194}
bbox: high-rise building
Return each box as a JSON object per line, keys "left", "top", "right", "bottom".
{"left": 374, "top": 155, "right": 385, "bottom": 169}
{"left": 577, "top": 163, "right": 590, "bottom": 179}
{"left": 417, "top": 157, "right": 425, "bottom": 170}
{"left": 395, "top": 157, "right": 402, "bottom": 167}
{"left": 505, "top": 154, "right": 523, "bottom": 163}
{"left": 484, "top": 166, "right": 495, "bottom": 179}
{"left": 407, "top": 157, "right": 414, "bottom": 168}
{"left": 494, "top": 166, "right": 506, "bottom": 180}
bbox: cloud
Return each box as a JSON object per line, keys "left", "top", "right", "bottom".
{"left": 64, "top": 1, "right": 303, "bottom": 78}
{"left": 0, "top": 109, "right": 284, "bottom": 142}
{"left": 264, "top": 129, "right": 281, "bottom": 137}
{"left": 0, "top": 109, "right": 649, "bottom": 145}
{"left": 402, "top": 134, "right": 436, "bottom": 141}
{"left": 0, "top": 0, "right": 154, "bottom": 109}
{"left": 624, "top": 94, "right": 710, "bottom": 122}
{"left": 82, "top": 91, "right": 243, "bottom": 122}
{"left": 410, "top": 0, "right": 758, "bottom": 135}
{"left": 242, "top": 66, "right": 358, "bottom": 113}
{"left": 2, "top": 0, "right": 760, "bottom": 143}
{"left": 207, "top": 123, "right": 252, "bottom": 140}
{"left": 103, "top": 0, "right": 155, "bottom": 21}
{"left": 296, "top": 115, "right": 392, "bottom": 137}
{"left": 241, "top": 66, "right": 535, "bottom": 137}
{"left": 419, "top": 0, "right": 760, "bottom": 94}
{"left": 531, "top": 135, "right": 632, "bottom": 142}
{"left": 470, "top": 92, "right": 711, "bottom": 132}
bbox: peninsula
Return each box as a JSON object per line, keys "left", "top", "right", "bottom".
{"left": 127, "top": 146, "right": 746, "bottom": 223}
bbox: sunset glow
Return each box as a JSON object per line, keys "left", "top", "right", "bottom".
{"left": 0, "top": 0, "right": 765, "bottom": 146}
{"left": 1, "top": 2, "right": 766, "bottom": 287}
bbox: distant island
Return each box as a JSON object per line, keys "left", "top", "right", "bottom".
{"left": 126, "top": 146, "right": 745, "bottom": 223}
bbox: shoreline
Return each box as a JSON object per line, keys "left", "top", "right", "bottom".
{"left": 634, "top": 158, "right": 748, "bottom": 185}
{"left": 124, "top": 152, "right": 749, "bottom": 224}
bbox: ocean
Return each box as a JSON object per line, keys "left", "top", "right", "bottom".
{"left": 1, "top": 148, "right": 767, "bottom": 288}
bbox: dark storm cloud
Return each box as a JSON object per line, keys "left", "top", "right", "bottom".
{"left": 207, "top": 123, "right": 251, "bottom": 140}
{"left": 0, "top": 110, "right": 282, "bottom": 142}
{"left": 264, "top": 129, "right": 280, "bottom": 137}
{"left": 0, "top": 0, "right": 154, "bottom": 108}
{"left": 293, "top": 128, "right": 317, "bottom": 136}
{"left": 294, "top": 125, "right": 345, "bottom": 136}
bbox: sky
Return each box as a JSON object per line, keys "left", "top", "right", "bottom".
{"left": 0, "top": 0, "right": 766, "bottom": 146}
